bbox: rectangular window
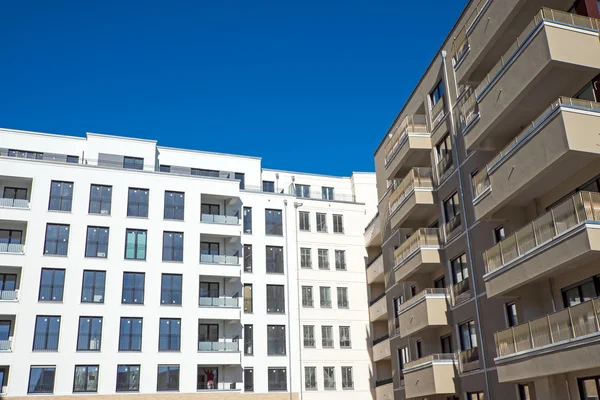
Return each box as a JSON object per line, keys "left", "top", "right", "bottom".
{"left": 578, "top": 377, "right": 600, "bottom": 400}
{"left": 561, "top": 277, "right": 600, "bottom": 307}
{"left": 339, "top": 326, "right": 351, "bottom": 348}
{"left": 67, "top": 155, "right": 79, "bottom": 163}
{"left": 159, "top": 165, "right": 170, "bottom": 172}
{"left": 243, "top": 207, "right": 252, "bottom": 234}
{"left": 305, "top": 366, "right": 317, "bottom": 390}
{"left": 266, "top": 246, "right": 284, "bottom": 273}
{"left": 506, "top": 302, "right": 518, "bottom": 327}
{"left": 199, "top": 282, "right": 219, "bottom": 299}
{"left": 244, "top": 368, "right": 254, "bottom": 392}
{"left": 444, "top": 192, "right": 461, "bottom": 226}
{"left": 268, "top": 368, "right": 287, "bottom": 391}
{"left": 162, "top": 231, "right": 184, "bottom": 261}
{"left": 48, "top": 181, "right": 73, "bottom": 211}
{"left": 296, "top": 184, "right": 310, "bottom": 198}
{"left": 322, "top": 187, "right": 334, "bottom": 200}
{"left": 0, "top": 273, "right": 17, "bottom": 293}
{"left": 467, "top": 392, "right": 485, "bottom": 400}
{"left": 244, "top": 284, "right": 253, "bottom": 313}
{"left": 192, "top": 168, "right": 219, "bottom": 177}
{"left": 116, "top": 365, "right": 140, "bottom": 392}
{"left": 119, "top": 317, "right": 143, "bottom": 351}
{"left": 44, "top": 223, "right": 70, "bottom": 256}
{"left": 398, "top": 347, "right": 409, "bottom": 378}
{"left": 161, "top": 274, "right": 182, "bottom": 305}
{"left": 518, "top": 383, "right": 532, "bottom": 400}
{"left": 159, "top": 318, "right": 181, "bottom": 351}
{"left": 494, "top": 226, "right": 506, "bottom": 243}
{"left": 127, "top": 188, "right": 149, "bottom": 217}
{"left": 316, "top": 213, "right": 327, "bottom": 232}
{"left": 77, "top": 317, "right": 103, "bottom": 351}
{"left": 318, "top": 249, "right": 329, "bottom": 269}
{"left": 28, "top": 367, "right": 55, "bottom": 394}
{"left": 302, "top": 286, "right": 314, "bottom": 307}
{"left": 324, "top": 367, "right": 336, "bottom": 390}
{"left": 322, "top": 326, "right": 333, "bottom": 348}
{"left": 441, "top": 334, "right": 453, "bottom": 353}
{"left": 337, "top": 287, "right": 349, "bottom": 308}
{"left": 342, "top": 366, "right": 353, "bottom": 390}
{"left": 0, "top": 229, "right": 23, "bottom": 253}
{"left": 267, "top": 284, "right": 285, "bottom": 314}
{"left": 267, "top": 325, "right": 286, "bottom": 355}
{"left": 303, "top": 325, "right": 315, "bottom": 347}
{"left": 157, "top": 365, "right": 180, "bottom": 391}
{"left": 235, "top": 172, "right": 245, "bottom": 189}
{"left": 73, "top": 365, "right": 98, "bottom": 393}
{"left": 416, "top": 340, "right": 422, "bottom": 358}
{"left": 263, "top": 181, "right": 275, "bottom": 192}
{"left": 7, "top": 149, "right": 43, "bottom": 159}
{"left": 81, "top": 270, "right": 105, "bottom": 303}
{"left": 3, "top": 186, "right": 27, "bottom": 201}
{"left": 85, "top": 226, "right": 109, "bottom": 258}
{"left": 451, "top": 253, "right": 469, "bottom": 284}
{"left": 244, "top": 244, "right": 252, "bottom": 272}
{"left": 200, "top": 203, "right": 220, "bottom": 216}
{"left": 89, "top": 184, "right": 112, "bottom": 214}
{"left": 430, "top": 80, "right": 445, "bottom": 106}
{"left": 333, "top": 214, "right": 344, "bottom": 233}
{"left": 125, "top": 229, "right": 147, "bottom": 260}
{"left": 299, "top": 211, "right": 310, "bottom": 231}
{"left": 300, "top": 248, "right": 312, "bottom": 268}
{"left": 164, "top": 191, "right": 185, "bottom": 220}
{"left": 200, "top": 241, "right": 219, "bottom": 260}
{"left": 320, "top": 286, "right": 331, "bottom": 308}
{"left": 244, "top": 325, "right": 253, "bottom": 355}
{"left": 33, "top": 316, "right": 61, "bottom": 351}
{"left": 265, "top": 209, "right": 283, "bottom": 235}
{"left": 122, "top": 272, "right": 145, "bottom": 304}
{"left": 434, "top": 275, "right": 446, "bottom": 289}
{"left": 123, "top": 156, "right": 144, "bottom": 170}
{"left": 335, "top": 250, "right": 346, "bottom": 270}
{"left": 198, "top": 324, "right": 219, "bottom": 342}
{"left": 459, "top": 320, "right": 478, "bottom": 351}
{"left": 39, "top": 268, "right": 65, "bottom": 301}
{"left": 411, "top": 285, "right": 417, "bottom": 297}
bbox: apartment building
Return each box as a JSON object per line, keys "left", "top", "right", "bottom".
{"left": 365, "top": 0, "right": 600, "bottom": 399}
{"left": 0, "top": 127, "right": 377, "bottom": 400}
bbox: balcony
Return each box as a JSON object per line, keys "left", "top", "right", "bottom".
{"left": 366, "top": 253, "right": 384, "bottom": 284}
{"left": 384, "top": 115, "right": 432, "bottom": 181}
{"left": 403, "top": 354, "right": 458, "bottom": 398}
{"left": 494, "top": 297, "right": 600, "bottom": 383}
{"left": 389, "top": 168, "right": 436, "bottom": 230}
{"left": 369, "top": 293, "right": 387, "bottom": 322}
{"left": 472, "top": 97, "right": 600, "bottom": 221}
{"left": 200, "top": 194, "right": 241, "bottom": 236}
{"left": 393, "top": 229, "right": 441, "bottom": 282}
{"left": 364, "top": 212, "right": 382, "bottom": 247}
{"left": 483, "top": 191, "right": 600, "bottom": 298}
{"left": 459, "top": 347, "right": 481, "bottom": 373}
{"left": 0, "top": 176, "right": 32, "bottom": 210}
{"left": 374, "top": 378, "right": 394, "bottom": 400}
{"left": 462, "top": 8, "right": 600, "bottom": 152}
{"left": 452, "top": 279, "right": 472, "bottom": 306}
{"left": 398, "top": 289, "right": 450, "bottom": 337}
{"left": 197, "top": 341, "right": 241, "bottom": 365}
{"left": 0, "top": 336, "right": 12, "bottom": 352}
{"left": 372, "top": 334, "right": 391, "bottom": 362}
{"left": 199, "top": 296, "right": 241, "bottom": 320}
{"left": 0, "top": 290, "right": 18, "bottom": 302}
{"left": 0, "top": 220, "right": 27, "bottom": 255}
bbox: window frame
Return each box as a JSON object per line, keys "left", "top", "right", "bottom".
{"left": 316, "top": 213, "right": 327, "bottom": 232}
{"left": 333, "top": 214, "right": 344, "bottom": 233}
{"left": 323, "top": 366, "right": 336, "bottom": 390}
{"left": 337, "top": 287, "right": 349, "bottom": 308}
{"left": 162, "top": 231, "right": 184, "bottom": 262}
{"left": 43, "top": 223, "right": 70, "bottom": 256}
{"left": 299, "top": 211, "right": 310, "bottom": 231}
{"left": 322, "top": 325, "right": 334, "bottom": 348}
{"left": 268, "top": 367, "right": 287, "bottom": 391}
{"left": 243, "top": 207, "right": 252, "bottom": 234}
{"left": 459, "top": 320, "right": 478, "bottom": 351}
{"left": 122, "top": 272, "right": 145, "bottom": 304}
{"left": 266, "top": 284, "right": 285, "bottom": 314}
{"left": 125, "top": 229, "right": 147, "bottom": 260}
{"left": 335, "top": 249, "right": 346, "bottom": 270}
{"left": 244, "top": 283, "right": 253, "bottom": 313}
{"left": 300, "top": 247, "right": 312, "bottom": 269}
{"left": 302, "top": 286, "right": 314, "bottom": 307}
{"left": 318, "top": 248, "right": 329, "bottom": 270}
{"left": 295, "top": 184, "right": 310, "bottom": 198}
{"left": 88, "top": 184, "right": 112, "bottom": 215}
{"left": 267, "top": 325, "right": 286, "bottom": 356}
{"left": 322, "top": 186, "right": 334, "bottom": 200}
{"left": 266, "top": 245, "right": 284, "bottom": 274}
{"left": 38, "top": 268, "right": 65, "bottom": 302}
{"left": 320, "top": 286, "right": 332, "bottom": 308}
{"left": 126, "top": 188, "right": 149, "bottom": 218}
{"left": 160, "top": 273, "right": 183, "bottom": 305}
{"left": 163, "top": 191, "right": 185, "bottom": 220}
{"left": 73, "top": 365, "right": 99, "bottom": 393}
{"left": 262, "top": 181, "right": 275, "bottom": 192}
{"left": 156, "top": 365, "right": 180, "bottom": 391}
{"left": 303, "top": 325, "right": 315, "bottom": 348}
{"left": 265, "top": 209, "right": 283, "bottom": 236}
{"left": 244, "top": 368, "right": 254, "bottom": 392}
{"left": 76, "top": 316, "right": 103, "bottom": 351}
{"left": 305, "top": 366, "right": 317, "bottom": 390}
{"left": 339, "top": 326, "right": 351, "bottom": 348}
{"left": 81, "top": 270, "right": 106, "bottom": 303}
{"left": 341, "top": 366, "right": 353, "bottom": 390}
{"left": 123, "top": 156, "right": 144, "bottom": 170}
{"left": 116, "top": 365, "right": 140, "bottom": 392}
{"left": 244, "top": 324, "right": 253, "bottom": 355}
{"left": 119, "top": 317, "right": 143, "bottom": 352}
{"left": 84, "top": 226, "right": 109, "bottom": 258}
{"left": 48, "top": 180, "right": 74, "bottom": 212}
{"left": 28, "top": 366, "right": 56, "bottom": 394}
{"left": 244, "top": 244, "right": 252, "bottom": 272}
{"left": 33, "top": 315, "right": 61, "bottom": 351}
{"left": 158, "top": 318, "right": 181, "bottom": 352}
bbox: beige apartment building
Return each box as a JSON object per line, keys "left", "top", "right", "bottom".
{"left": 364, "top": 0, "right": 600, "bottom": 399}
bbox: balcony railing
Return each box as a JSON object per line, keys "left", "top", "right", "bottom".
{"left": 452, "top": 279, "right": 471, "bottom": 306}
{"left": 200, "top": 254, "right": 240, "bottom": 265}
{"left": 475, "top": 8, "right": 600, "bottom": 99}
{"left": 451, "top": 0, "right": 490, "bottom": 67}
{"left": 484, "top": 191, "right": 600, "bottom": 275}
{"left": 0, "top": 337, "right": 13, "bottom": 351}
{"left": 495, "top": 297, "right": 600, "bottom": 358}
{"left": 0, "top": 243, "right": 24, "bottom": 254}
{"left": 431, "top": 97, "right": 446, "bottom": 127}
{"left": 434, "top": 153, "right": 454, "bottom": 185}
{"left": 404, "top": 353, "right": 457, "bottom": 370}
{"left": 394, "top": 229, "right": 440, "bottom": 267}
{"left": 364, "top": 212, "right": 380, "bottom": 232}
{"left": 197, "top": 341, "right": 239, "bottom": 352}
{"left": 458, "top": 87, "right": 479, "bottom": 132}
{"left": 398, "top": 288, "right": 449, "bottom": 313}
{"left": 0, "top": 290, "right": 19, "bottom": 301}
{"left": 444, "top": 214, "right": 462, "bottom": 243}
{"left": 197, "top": 382, "right": 238, "bottom": 391}
{"left": 0, "top": 198, "right": 29, "bottom": 209}
{"left": 365, "top": 252, "right": 382, "bottom": 269}
{"left": 200, "top": 214, "right": 240, "bottom": 225}
{"left": 32, "top": 334, "right": 59, "bottom": 352}
{"left": 198, "top": 296, "right": 239, "bottom": 308}
{"left": 369, "top": 292, "right": 386, "bottom": 306}
{"left": 302, "top": 299, "right": 314, "bottom": 307}
{"left": 389, "top": 168, "right": 434, "bottom": 214}
{"left": 459, "top": 347, "right": 480, "bottom": 373}
{"left": 373, "top": 333, "right": 390, "bottom": 346}
{"left": 374, "top": 377, "right": 393, "bottom": 387}
{"left": 322, "top": 338, "right": 334, "bottom": 348}
{"left": 304, "top": 338, "right": 316, "bottom": 347}
{"left": 384, "top": 115, "right": 429, "bottom": 166}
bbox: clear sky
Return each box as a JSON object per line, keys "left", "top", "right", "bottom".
{"left": 1, "top": 0, "right": 466, "bottom": 176}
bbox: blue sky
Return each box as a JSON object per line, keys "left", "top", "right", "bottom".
{"left": 1, "top": 0, "right": 466, "bottom": 176}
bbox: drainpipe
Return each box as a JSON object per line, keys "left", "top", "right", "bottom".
{"left": 442, "top": 50, "right": 492, "bottom": 399}
{"left": 293, "top": 202, "right": 304, "bottom": 400}
{"left": 283, "top": 200, "right": 295, "bottom": 400}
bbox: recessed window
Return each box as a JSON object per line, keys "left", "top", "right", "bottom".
{"left": 342, "top": 366, "right": 353, "bottom": 390}
{"left": 235, "top": 172, "right": 245, "bottom": 189}
{"left": 161, "top": 274, "right": 182, "bottom": 305}
{"left": 48, "top": 181, "right": 73, "bottom": 211}
{"left": 127, "top": 188, "right": 149, "bottom": 217}
{"left": 320, "top": 286, "right": 331, "bottom": 308}
{"left": 339, "top": 326, "right": 351, "bottom": 348}
{"left": 561, "top": 277, "right": 600, "bottom": 307}
{"left": 244, "top": 284, "right": 253, "bottom": 313}
{"left": 302, "top": 286, "right": 313, "bottom": 307}
{"left": 322, "top": 187, "right": 334, "bottom": 200}
{"left": 434, "top": 275, "right": 446, "bottom": 289}
{"left": 244, "top": 325, "right": 253, "bottom": 355}
{"left": 119, "top": 317, "right": 143, "bottom": 351}
{"left": 67, "top": 155, "right": 79, "bottom": 163}
{"left": 303, "top": 325, "right": 315, "bottom": 348}
{"left": 266, "top": 246, "right": 284, "bottom": 273}
{"left": 335, "top": 250, "right": 346, "bottom": 270}
{"left": 39, "top": 268, "right": 65, "bottom": 301}
{"left": 44, "top": 223, "right": 70, "bottom": 256}
{"left": 268, "top": 368, "right": 287, "bottom": 391}
{"left": 122, "top": 272, "right": 145, "bottom": 304}
{"left": 444, "top": 192, "right": 461, "bottom": 230}
{"left": 123, "top": 156, "right": 144, "bottom": 170}
{"left": 116, "top": 365, "right": 140, "bottom": 392}
{"left": 28, "top": 367, "right": 55, "bottom": 394}
{"left": 318, "top": 249, "right": 329, "bottom": 269}
{"left": 316, "top": 213, "right": 327, "bottom": 232}
{"left": 244, "top": 368, "right": 254, "bottom": 392}
{"left": 263, "top": 181, "right": 275, "bottom": 192}
{"left": 451, "top": 253, "right": 469, "bottom": 284}
{"left": 300, "top": 248, "right": 312, "bottom": 268}
{"left": 81, "top": 270, "right": 106, "bottom": 303}
{"left": 157, "top": 365, "right": 180, "bottom": 391}
{"left": 296, "top": 184, "right": 310, "bottom": 198}
{"left": 198, "top": 324, "right": 219, "bottom": 345}
{"left": 33, "top": 316, "right": 61, "bottom": 351}
{"left": 267, "top": 325, "right": 286, "bottom": 355}
{"left": 77, "top": 317, "right": 103, "bottom": 351}
{"left": 305, "top": 366, "right": 317, "bottom": 389}
{"left": 125, "top": 229, "right": 147, "bottom": 260}
{"left": 192, "top": 168, "right": 219, "bottom": 177}
{"left": 267, "top": 284, "right": 285, "bottom": 314}
{"left": 578, "top": 376, "right": 600, "bottom": 400}
{"left": 518, "top": 383, "right": 533, "bottom": 400}
{"left": 265, "top": 209, "right": 283, "bottom": 235}
{"left": 430, "top": 79, "right": 445, "bottom": 106}
{"left": 467, "top": 392, "right": 485, "bottom": 400}
{"left": 322, "top": 326, "right": 333, "bottom": 348}
{"left": 494, "top": 226, "right": 506, "bottom": 243}
{"left": 73, "top": 365, "right": 98, "bottom": 393}
{"left": 416, "top": 340, "right": 423, "bottom": 358}
{"left": 333, "top": 214, "right": 344, "bottom": 233}
{"left": 299, "top": 211, "right": 310, "bottom": 231}
{"left": 158, "top": 318, "right": 181, "bottom": 351}
{"left": 89, "top": 184, "right": 112, "bottom": 215}
{"left": 323, "top": 367, "right": 336, "bottom": 390}
{"left": 85, "top": 226, "right": 109, "bottom": 258}
{"left": 505, "top": 302, "right": 518, "bottom": 327}
{"left": 244, "top": 244, "right": 253, "bottom": 272}
{"left": 162, "top": 231, "right": 184, "bottom": 262}
{"left": 159, "top": 165, "right": 170, "bottom": 173}
{"left": 197, "top": 366, "right": 219, "bottom": 390}
{"left": 459, "top": 320, "right": 478, "bottom": 351}
{"left": 164, "top": 191, "right": 185, "bottom": 220}
{"left": 243, "top": 207, "right": 252, "bottom": 234}
{"left": 337, "top": 287, "right": 349, "bottom": 308}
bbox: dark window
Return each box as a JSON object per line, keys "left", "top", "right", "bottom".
{"left": 235, "top": 172, "right": 245, "bottom": 189}
{"left": 268, "top": 368, "right": 287, "bottom": 391}
{"left": 157, "top": 365, "right": 180, "bottom": 391}
{"left": 85, "top": 226, "right": 109, "bottom": 258}
{"left": 265, "top": 209, "right": 283, "bottom": 235}
{"left": 164, "top": 191, "right": 185, "bottom": 220}
{"left": 320, "top": 286, "right": 332, "bottom": 307}
{"left": 201, "top": 203, "right": 220, "bottom": 215}
{"left": 116, "top": 365, "right": 140, "bottom": 392}
{"left": 393, "top": 295, "right": 404, "bottom": 317}
{"left": 434, "top": 275, "right": 446, "bottom": 289}
{"left": 200, "top": 242, "right": 220, "bottom": 263}
{"left": 67, "top": 155, "right": 79, "bottom": 163}
{"left": 192, "top": 168, "right": 219, "bottom": 177}
{"left": 266, "top": 246, "right": 284, "bottom": 273}
{"left": 0, "top": 273, "right": 17, "bottom": 293}
{"left": 451, "top": 254, "right": 469, "bottom": 284}
{"left": 159, "top": 165, "right": 170, "bottom": 172}
{"left": 342, "top": 366, "right": 353, "bottom": 390}
{"left": 305, "top": 366, "right": 316, "bottom": 389}
{"left": 200, "top": 282, "right": 219, "bottom": 298}
{"left": 339, "top": 326, "right": 351, "bottom": 348}
{"left": 299, "top": 211, "right": 310, "bottom": 231}
{"left": 436, "top": 133, "right": 452, "bottom": 160}
{"left": 441, "top": 334, "right": 453, "bottom": 353}
{"left": 324, "top": 367, "right": 335, "bottom": 390}
{"left": 267, "top": 285, "right": 285, "bottom": 313}
{"left": 416, "top": 340, "right": 422, "bottom": 358}
{"left": 244, "top": 284, "right": 253, "bottom": 313}
{"left": 398, "top": 347, "right": 409, "bottom": 377}
{"left": 28, "top": 367, "right": 55, "bottom": 394}
{"left": 300, "top": 248, "right": 312, "bottom": 268}
{"left": 162, "top": 231, "right": 184, "bottom": 261}
{"left": 7, "top": 149, "right": 43, "bottom": 159}
{"left": 562, "top": 277, "right": 600, "bottom": 307}
{"left": 125, "top": 229, "right": 147, "bottom": 260}
{"left": 244, "top": 368, "right": 254, "bottom": 391}
{"left": 518, "top": 383, "right": 532, "bottom": 400}
{"left": 159, "top": 318, "right": 181, "bottom": 351}
{"left": 127, "top": 188, "right": 149, "bottom": 217}
{"left": 337, "top": 287, "right": 349, "bottom": 308}
{"left": 243, "top": 207, "right": 252, "bottom": 234}
{"left": 467, "top": 392, "right": 485, "bottom": 400}
{"left": 198, "top": 324, "right": 219, "bottom": 343}
{"left": 44, "top": 223, "right": 70, "bottom": 256}
{"left": 39, "top": 268, "right": 65, "bottom": 301}
{"left": 263, "top": 181, "right": 275, "bottom": 192}
{"left": 322, "top": 326, "right": 333, "bottom": 348}
{"left": 244, "top": 324, "right": 253, "bottom": 355}
{"left": 122, "top": 272, "right": 145, "bottom": 304}
{"left": 267, "top": 325, "right": 286, "bottom": 355}
{"left": 316, "top": 213, "right": 327, "bottom": 232}
{"left": 430, "top": 80, "right": 445, "bottom": 106}
{"left": 296, "top": 184, "right": 310, "bottom": 198}
{"left": 333, "top": 214, "right": 344, "bottom": 233}
{"left": 81, "top": 270, "right": 106, "bottom": 303}
{"left": 506, "top": 302, "right": 518, "bottom": 327}
{"left": 303, "top": 325, "right": 315, "bottom": 347}
{"left": 578, "top": 376, "right": 600, "bottom": 400}
{"left": 0, "top": 229, "right": 23, "bottom": 254}
{"left": 48, "top": 181, "right": 73, "bottom": 211}
{"left": 459, "top": 320, "right": 478, "bottom": 351}
{"left": 119, "top": 318, "right": 143, "bottom": 351}
{"left": 335, "top": 250, "right": 346, "bottom": 270}
{"left": 0, "top": 366, "right": 8, "bottom": 388}
{"left": 444, "top": 192, "right": 461, "bottom": 227}
{"left": 318, "top": 249, "right": 329, "bottom": 269}
{"left": 89, "top": 184, "right": 112, "bottom": 214}
{"left": 494, "top": 226, "right": 506, "bottom": 243}
{"left": 244, "top": 244, "right": 252, "bottom": 272}
{"left": 322, "top": 187, "right": 334, "bottom": 200}
{"left": 161, "top": 274, "right": 182, "bottom": 305}
{"left": 410, "top": 285, "right": 417, "bottom": 297}
{"left": 123, "top": 157, "right": 144, "bottom": 170}
{"left": 3, "top": 186, "right": 27, "bottom": 201}
{"left": 77, "top": 317, "right": 103, "bottom": 351}
{"left": 73, "top": 365, "right": 98, "bottom": 393}
{"left": 302, "top": 286, "right": 313, "bottom": 307}
{"left": 33, "top": 316, "right": 60, "bottom": 351}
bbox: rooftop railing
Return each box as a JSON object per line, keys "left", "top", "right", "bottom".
{"left": 398, "top": 288, "right": 449, "bottom": 313}
{"left": 495, "top": 297, "right": 600, "bottom": 358}
{"left": 384, "top": 115, "right": 429, "bottom": 166}
{"left": 404, "top": 353, "right": 457, "bottom": 370}
{"left": 394, "top": 229, "right": 440, "bottom": 267}
{"left": 389, "top": 168, "right": 434, "bottom": 214}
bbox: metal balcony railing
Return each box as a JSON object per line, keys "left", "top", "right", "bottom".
{"left": 0, "top": 243, "right": 24, "bottom": 254}
{"left": 394, "top": 229, "right": 440, "bottom": 267}
{"left": 458, "top": 87, "right": 479, "bottom": 132}
{"left": 384, "top": 115, "right": 429, "bottom": 166}
{"left": 365, "top": 253, "right": 382, "bottom": 269}
{"left": 0, "top": 290, "right": 19, "bottom": 301}
{"left": 200, "top": 214, "right": 239, "bottom": 225}
{"left": 197, "top": 341, "right": 239, "bottom": 352}
{"left": 302, "top": 299, "right": 314, "bottom": 307}
{"left": 484, "top": 191, "right": 600, "bottom": 274}
{"left": 369, "top": 292, "right": 386, "bottom": 306}
{"left": 374, "top": 377, "right": 393, "bottom": 388}
{"left": 198, "top": 296, "right": 239, "bottom": 308}
{"left": 304, "top": 338, "right": 316, "bottom": 347}
{"left": 451, "top": 0, "right": 490, "bottom": 67}
{"left": 389, "top": 168, "right": 434, "bottom": 214}
{"left": 404, "top": 353, "right": 457, "bottom": 370}
{"left": 495, "top": 297, "right": 600, "bottom": 358}
{"left": 199, "top": 254, "right": 240, "bottom": 265}
{"left": 373, "top": 333, "right": 390, "bottom": 346}
{"left": 322, "top": 339, "right": 334, "bottom": 348}
{"left": 0, "top": 198, "right": 29, "bottom": 209}
{"left": 0, "top": 337, "right": 13, "bottom": 351}
{"left": 398, "top": 288, "right": 449, "bottom": 313}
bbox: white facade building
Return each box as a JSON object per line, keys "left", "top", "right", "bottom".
{"left": 0, "top": 128, "right": 376, "bottom": 400}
